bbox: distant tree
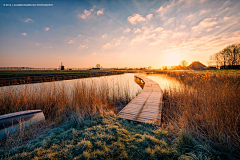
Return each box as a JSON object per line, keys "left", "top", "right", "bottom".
{"left": 148, "top": 66, "right": 152, "bottom": 69}
{"left": 210, "top": 43, "right": 240, "bottom": 68}
{"left": 96, "top": 64, "right": 101, "bottom": 68}
{"left": 180, "top": 60, "right": 188, "bottom": 67}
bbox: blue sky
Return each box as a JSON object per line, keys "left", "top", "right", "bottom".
{"left": 0, "top": 0, "right": 240, "bottom": 68}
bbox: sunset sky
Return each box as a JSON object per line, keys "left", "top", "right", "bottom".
{"left": 0, "top": 0, "right": 240, "bottom": 69}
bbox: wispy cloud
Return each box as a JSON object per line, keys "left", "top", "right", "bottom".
{"left": 128, "top": 13, "right": 146, "bottom": 25}
{"left": 102, "top": 43, "right": 111, "bottom": 49}
{"left": 68, "top": 40, "right": 75, "bottom": 44}
{"left": 79, "top": 45, "right": 88, "bottom": 49}
{"left": 44, "top": 27, "right": 50, "bottom": 31}
{"left": 146, "top": 14, "right": 153, "bottom": 20}
{"left": 24, "top": 18, "right": 34, "bottom": 23}
{"left": 102, "top": 34, "right": 107, "bottom": 38}
{"left": 78, "top": 8, "right": 94, "bottom": 19}
{"left": 191, "top": 18, "right": 217, "bottom": 32}
{"left": 97, "top": 9, "right": 104, "bottom": 15}
{"left": 21, "top": 33, "right": 27, "bottom": 36}
{"left": 133, "top": 28, "right": 142, "bottom": 34}
{"left": 35, "top": 43, "right": 40, "bottom": 46}
{"left": 123, "top": 28, "right": 131, "bottom": 33}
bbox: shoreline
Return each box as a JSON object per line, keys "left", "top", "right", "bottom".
{"left": 0, "top": 71, "right": 130, "bottom": 87}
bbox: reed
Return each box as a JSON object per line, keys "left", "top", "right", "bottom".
{"left": 161, "top": 71, "right": 240, "bottom": 152}
{"left": 0, "top": 77, "right": 137, "bottom": 121}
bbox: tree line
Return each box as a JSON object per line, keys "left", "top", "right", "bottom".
{"left": 210, "top": 43, "right": 240, "bottom": 68}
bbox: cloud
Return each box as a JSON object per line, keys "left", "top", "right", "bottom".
{"left": 24, "top": 18, "right": 34, "bottom": 23}
{"left": 92, "top": 52, "right": 97, "bottom": 56}
{"left": 128, "top": 13, "right": 146, "bottom": 25}
{"left": 123, "top": 28, "right": 131, "bottom": 33}
{"left": 150, "top": 39, "right": 163, "bottom": 46}
{"left": 79, "top": 45, "right": 88, "bottom": 49}
{"left": 21, "top": 33, "right": 27, "bottom": 36}
{"left": 114, "top": 36, "right": 125, "bottom": 46}
{"left": 44, "top": 27, "right": 50, "bottom": 31}
{"left": 102, "top": 34, "right": 107, "bottom": 38}
{"left": 97, "top": 9, "right": 104, "bottom": 15}
{"left": 102, "top": 43, "right": 111, "bottom": 49}
{"left": 199, "top": 9, "right": 210, "bottom": 16}
{"left": 146, "top": 14, "right": 153, "bottom": 20}
{"left": 79, "top": 8, "right": 94, "bottom": 19}
{"left": 153, "top": 27, "right": 164, "bottom": 32}
{"left": 77, "top": 34, "right": 81, "bottom": 37}
{"left": 132, "top": 34, "right": 146, "bottom": 42}
{"left": 191, "top": 18, "right": 217, "bottom": 32}
{"left": 35, "top": 43, "right": 40, "bottom": 46}
{"left": 68, "top": 40, "right": 75, "bottom": 44}
{"left": 133, "top": 28, "right": 142, "bottom": 33}
{"left": 44, "top": 46, "right": 53, "bottom": 49}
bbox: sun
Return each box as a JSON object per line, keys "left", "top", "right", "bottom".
{"left": 165, "top": 52, "right": 182, "bottom": 66}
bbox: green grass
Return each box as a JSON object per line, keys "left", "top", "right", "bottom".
{"left": 0, "top": 114, "right": 234, "bottom": 160}
{"left": 0, "top": 70, "right": 119, "bottom": 76}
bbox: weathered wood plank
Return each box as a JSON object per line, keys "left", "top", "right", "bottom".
{"left": 118, "top": 75, "right": 163, "bottom": 126}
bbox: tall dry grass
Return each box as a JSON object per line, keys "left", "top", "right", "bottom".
{"left": 0, "top": 77, "right": 136, "bottom": 121}
{"left": 162, "top": 71, "right": 240, "bottom": 152}
{"left": 0, "top": 77, "right": 138, "bottom": 150}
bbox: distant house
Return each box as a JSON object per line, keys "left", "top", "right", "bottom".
{"left": 90, "top": 68, "right": 101, "bottom": 70}
{"left": 188, "top": 61, "right": 206, "bottom": 70}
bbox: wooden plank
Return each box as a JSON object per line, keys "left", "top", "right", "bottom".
{"left": 118, "top": 75, "right": 163, "bottom": 126}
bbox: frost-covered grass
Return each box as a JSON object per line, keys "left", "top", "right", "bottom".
{"left": 0, "top": 113, "right": 235, "bottom": 160}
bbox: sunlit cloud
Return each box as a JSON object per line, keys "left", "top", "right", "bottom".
{"left": 128, "top": 13, "right": 146, "bottom": 25}
{"left": 102, "top": 34, "right": 107, "bottom": 38}
{"left": 24, "top": 18, "right": 34, "bottom": 23}
{"left": 79, "top": 8, "right": 94, "bottom": 19}
{"left": 199, "top": 9, "right": 210, "bottom": 16}
{"left": 44, "top": 27, "right": 50, "bottom": 31}
{"left": 102, "top": 43, "right": 111, "bottom": 49}
{"left": 123, "top": 28, "right": 131, "bottom": 33}
{"left": 133, "top": 28, "right": 142, "bottom": 34}
{"left": 146, "top": 14, "right": 153, "bottom": 20}
{"left": 35, "top": 43, "right": 40, "bottom": 46}
{"left": 153, "top": 27, "right": 164, "bottom": 32}
{"left": 79, "top": 45, "right": 88, "bottom": 49}
{"left": 97, "top": 9, "right": 104, "bottom": 15}
{"left": 68, "top": 40, "right": 75, "bottom": 44}
{"left": 191, "top": 18, "right": 217, "bottom": 32}
{"left": 21, "top": 33, "right": 27, "bottom": 36}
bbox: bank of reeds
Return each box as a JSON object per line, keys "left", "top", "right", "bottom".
{"left": 0, "top": 77, "right": 139, "bottom": 150}
{"left": 161, "top": 71, "right": 240, "bottom": 155}
{"left": 0, "top": 78, "right": 136, "bottom": 120}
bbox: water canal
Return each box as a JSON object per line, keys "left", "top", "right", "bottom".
{"left": 0, "top": 73, "right": 187, "bottom": 107}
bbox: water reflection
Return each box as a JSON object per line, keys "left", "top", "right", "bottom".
{"left": 144, "top": 74, "right": 191, "bottom": 91}
{"left": 0, "top": 74, "right": 141, "bottom": 99}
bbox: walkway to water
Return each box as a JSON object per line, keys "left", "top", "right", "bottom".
{"left": 118, "top": 75, "right": 163, "bottom": 125}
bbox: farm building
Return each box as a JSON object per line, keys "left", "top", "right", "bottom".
{"left": 188, "top": 61, "right": 206, "bottom": 70}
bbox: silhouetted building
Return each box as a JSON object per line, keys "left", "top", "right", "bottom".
{"left": 188, "top": 61, "right": 206, "bottom": 70}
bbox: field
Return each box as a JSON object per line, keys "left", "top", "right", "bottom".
{"left": 0, "top": 70, "right": 121, "bottom": 76}
{"left": 0, "top": 71, "right": 239, "bottom": 159}
{"left": 196, "top": 69, "right": 240, "bottom": 74}
{"left": 0, "top": 70, "right": 128, "bottom": 87}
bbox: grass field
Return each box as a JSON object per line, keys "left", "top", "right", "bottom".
{"left": 196, "top": 69, "right": 240, "bottom": 74}
{"left": 0, "top": 70, "right": 117, "bottom": 76}
{"left": 1, "top": 113, "right": 234, "bottom": 160}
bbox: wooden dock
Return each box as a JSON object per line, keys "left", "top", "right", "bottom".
{"left": 118, "top": 75, "right": 163, "bottom": 125}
